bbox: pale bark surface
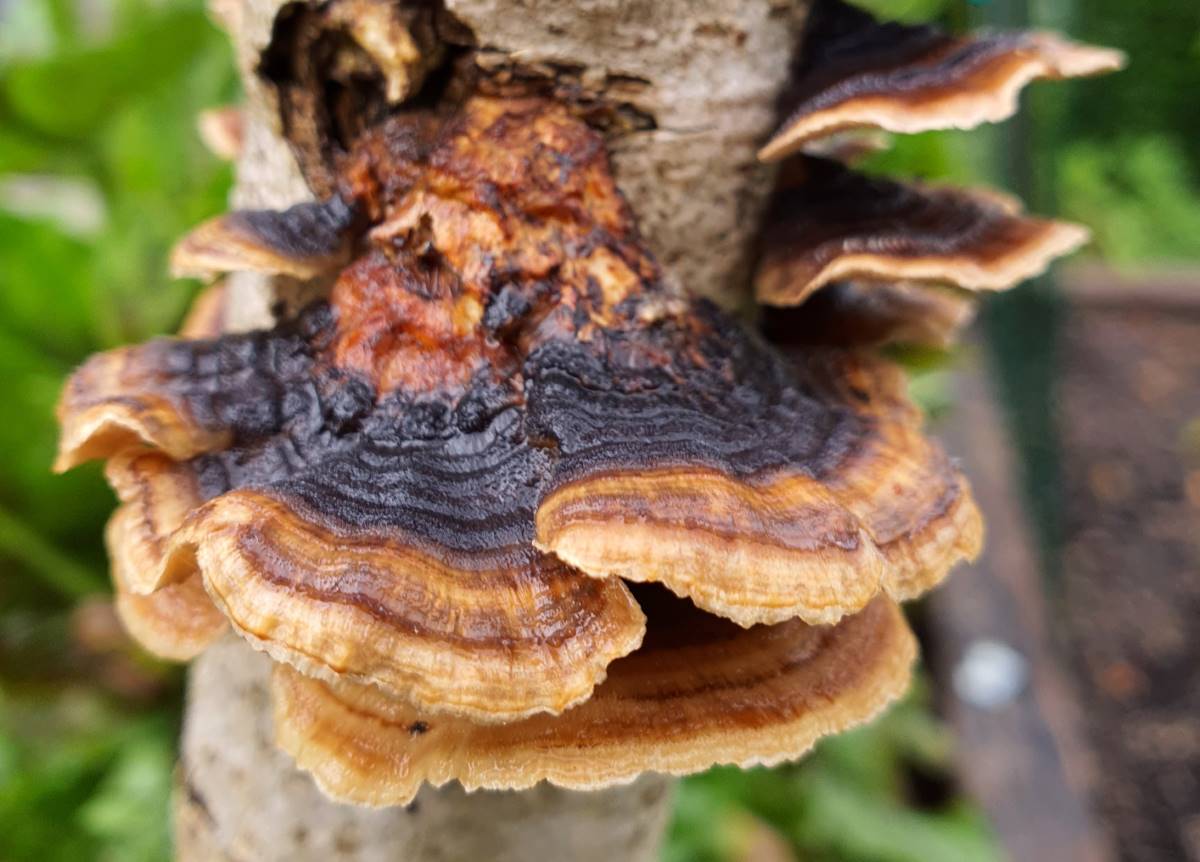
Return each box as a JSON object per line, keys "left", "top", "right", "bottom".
{"left": 177, "top": 1, "right": 807, "bottom": 858}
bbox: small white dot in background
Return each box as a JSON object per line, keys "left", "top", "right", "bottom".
{"left": 952, "top": 639, "right": 1029, "bottom": 709}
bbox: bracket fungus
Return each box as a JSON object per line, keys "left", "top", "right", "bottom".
{"left": 755, "top": 155, "right": 1089, "bottom": 307}
{"left": 765, "top": 281, "right": 976, "bottom": 350}
{"left": 55, "top": 0, "right": 1119, "bottom": 809}
{"left": 272, "top": 588, "right": 915, "bottom": 805}
{"left": 752, "top": 1, "right": 1121, "bottom": 354}
{"left": 760, "top": 0, "right": 1125, "bottom": 162}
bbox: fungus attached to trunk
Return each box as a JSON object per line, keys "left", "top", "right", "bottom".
{"left": 755, "top": 155, "right": 1088, "bottom": 307}
{"left": 57, "top": 96, "right": 973, "bottom": 790}
{"left": 759, "top": 0, "right": 1125, "bottom": 162}
{"left": 54, "top": 0, "right": 1124, "bottom": 843}
{"left": 272, "top": 588, "right": 915, "bottom": 806}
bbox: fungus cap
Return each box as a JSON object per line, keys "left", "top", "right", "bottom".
{"left": 272, "top": 589, "right": 917, "bottom": 806}
{"left": 170, "top": 196, "right": 359, "bottom": 280}
{"left": 528, "top": 301, "right": 983, "bottom": 626}
{"left": 760, "top": 0, "right": 1125, "bottom": 162}
{"left": 755, "top": 156, "right": 1089, "bottom": 307}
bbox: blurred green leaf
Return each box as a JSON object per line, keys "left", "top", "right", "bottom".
{"left": 0, "top": 126, "right": 54, "bottom": 174}
{"left": 0, "top": 212, "right": 98, "bottom": 357}
{"left": 3, "top": 8, "right": 216, "bottom": 140}
{"left": 0, "top": 504, "right": 105, "bottom": 599}
{"left": 794, "top": 773, "right": 1000, "bottom": 862}
{"left": 0, "top": 685, "right": 175, "bottom": 862}
{"left": 0, "top": 1, "right": 58, "bottom": 62}
{"left": 1058, "top": 136, "right": 1200, "bottom": 265}
{"left": 79, "top": 730, "right": 174, "bottom": 862}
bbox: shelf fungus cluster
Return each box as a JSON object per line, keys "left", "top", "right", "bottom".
{"left": 756, "top": 0, "right": 1122, "bottom": 350}
{"left": 56, "top": 0, "right": 1118, "bottom": 808}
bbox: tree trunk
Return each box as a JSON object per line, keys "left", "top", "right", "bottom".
{"left": 175, "top": 1, "right": 806, "bottom": 859}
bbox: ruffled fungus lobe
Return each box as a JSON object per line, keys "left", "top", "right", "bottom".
{"left": 100, "top": 287, "right": 231, "bottom": 661}
{"left": 528, "top": 306, "right": 981, "bottom": 626}
{"left": 759, "top": 0, "right": 1125, "bottom": 162}
{"left": 755, "top": 156, "right": 1089, "bottom": 307}
{"left": 58, "top": 95, "right": 979, "bottom": 797}
{"left": 170, "top": 196, "right": 359, "bottom": 280}
{"left": 273, "top": 589, "right": 916, "bottom": 806}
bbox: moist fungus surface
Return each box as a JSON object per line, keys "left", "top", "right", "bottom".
{"left": 272, "top": 587, "right": 917, "bottom": 806}
{"left": 755, "top": 156, "right": 1088, "bottom": 306}
{"left": 58, "top": 96, "right": 976, "bottom": 724}
{"left": 759, "top": 0, "right": 1125, "bottom": 162}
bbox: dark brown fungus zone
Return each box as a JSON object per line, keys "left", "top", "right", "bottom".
{"left": 755, "top": 155, "right": 1088, "bottom": 307}
{"left": 760, "top": 0, "right": 1124, "bottom": 162}
{"left": 272, "top": 587, "right": 917, "bottom": 807}
{"left": 764, "top": 281, "right": 976, "bottom": 350}
{"left": 170, "top": 196, "right": 360, "bottom": 280}
{"left": 527, "top": 300, "right": 982, "bottom": 626}
{"left": 57, "top": 98, "right": 976, "bottom": 727}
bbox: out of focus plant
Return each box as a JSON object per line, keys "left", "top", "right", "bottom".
{"left": 0, "top": 684, "right": 175, "bottom": 862}
{"left": 1045, "top": 0, "right": 1200, "bottom": 267}
{"left": 0, "top": 0, "right": 234, "bottom": 858}
{"left": 1058, "top": 136, "right": 1200, "bottom": 265}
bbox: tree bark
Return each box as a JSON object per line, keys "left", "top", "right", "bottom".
{"left": 176, "top": 1, "right": 807, "bottom": 859}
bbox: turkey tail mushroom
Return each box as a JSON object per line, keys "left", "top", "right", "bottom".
{"left": 170, "top": 195, "right": 360, "bottom": 280}
{"left": 755, "top": 156, "right": 1089, "bottom": 307}
{"left": 272, "top": 588, "right": 916, "bottom": 807}
{"left": 759, "top": 0, "right": 1125, "bottom": 162}
{"left": 58, "top": 96, "right": 986, "bottom": 800}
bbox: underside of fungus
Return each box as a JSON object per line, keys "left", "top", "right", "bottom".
{"left": 55, "top": 0, "right": 1121, "bottom": 807}
{"left": 273, "top": 588, "right": 915, "bottom": 806}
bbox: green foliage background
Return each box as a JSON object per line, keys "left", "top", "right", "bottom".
{"left": 0, "top": 0, "right": 1194, "bottom": 859}
{"left": 0, "top": 2, "right": 234, "bottom": 858}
